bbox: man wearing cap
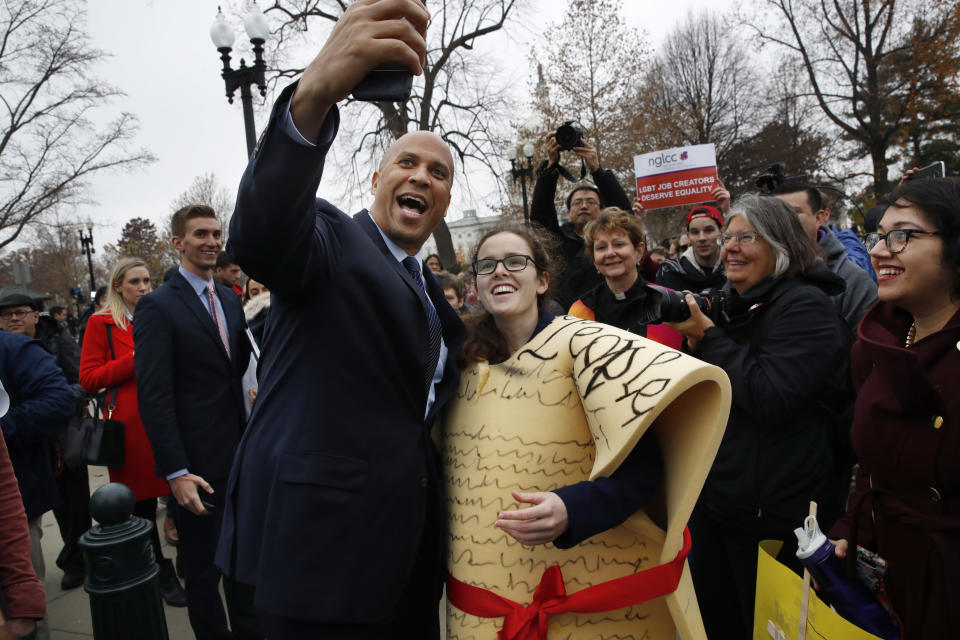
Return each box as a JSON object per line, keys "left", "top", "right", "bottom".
{"left": 772, "top": 183, "right": 877, "bottom": 330}
{"left": 655, "top": 205, "right": 726, "bottom": 294}
{"left": 529, "top": 132, "right": 633, "bottom": 310}
{"left": 0, "top": 294, "right": 89, "bottom": 593}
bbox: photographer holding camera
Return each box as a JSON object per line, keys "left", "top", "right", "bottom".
{"left": 530, "top": 127, "right": 634, "bottom": 310}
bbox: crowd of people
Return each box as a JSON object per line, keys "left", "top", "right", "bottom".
{"left": 0, "top": 2, "right": 957, "bottom": 640}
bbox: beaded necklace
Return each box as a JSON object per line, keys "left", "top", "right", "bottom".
{"left": 905, "top": 321, "right": 916, "bottom": 348}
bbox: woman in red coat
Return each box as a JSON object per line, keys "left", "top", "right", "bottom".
{"left": 829, "top": 177, "right": 960, "bottom": 639}
{"left": 79, "top": 257, "right": 186, "bottom": 607}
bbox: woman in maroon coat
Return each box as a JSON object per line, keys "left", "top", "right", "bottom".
{"left": 829, "top": 177, "right": 960, "bottom": 639}
{"left": 79, "top": 257, "right": 186, "bottom": 607}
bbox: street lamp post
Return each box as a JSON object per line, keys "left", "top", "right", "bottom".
{"left": 210, "top": 3, "right": 270, "bottom": 158}
{"left": 507, "top": 142, "right": 536, "bottom": 224}
{"left": 78, "top": 227, "right": 96, "bottom": 296}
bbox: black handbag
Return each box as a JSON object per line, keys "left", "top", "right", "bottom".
{"left": 62, "top": 325, "right": 125, "bottom": 467}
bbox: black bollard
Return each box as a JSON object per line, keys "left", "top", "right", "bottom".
{"left": 79, "top": 482, "right": 169, "bottom": 640}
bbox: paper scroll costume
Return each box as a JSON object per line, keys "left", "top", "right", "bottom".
{"left": 444, "top": 315, "right": 731, "bottom": 639}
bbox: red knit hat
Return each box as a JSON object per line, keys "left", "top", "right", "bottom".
{"left": 685, "top": 205, "right": 723, "bottom": 230}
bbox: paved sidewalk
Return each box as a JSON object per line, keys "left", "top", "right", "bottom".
{"left": 41, "top": 467, "right": 448, "bottom": 639}
{"left": 42, "top": 466, "right": 190, "bottom": 639}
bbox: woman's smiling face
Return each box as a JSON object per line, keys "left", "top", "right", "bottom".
{"left": 721, "top": 215, "right": 777, "bottom": 294}
{"left": 871, "top": 202, "right": 951, "bottom": 315}
{"left": 476, "top": 232, "right": 548, "bottom": 320}
{"left": 592, "top": 230, "right": 643, "bottom": 281}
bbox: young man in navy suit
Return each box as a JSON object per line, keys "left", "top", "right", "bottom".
{"left": 135, "top": 205, "right": 259, "bottom": 640}
{"left": 215, "top": 1, "right": 466, "bottom": 637}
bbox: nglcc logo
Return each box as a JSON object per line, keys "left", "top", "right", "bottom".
{"left": 648, "top": 150, "right": 688, "bottom": 168}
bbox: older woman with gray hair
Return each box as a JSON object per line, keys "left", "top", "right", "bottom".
{"left": 666, "top": 193, "right": 854, "bottom": 638}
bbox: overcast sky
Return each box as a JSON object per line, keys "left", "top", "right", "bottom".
{"left": 77, "top": 0, "right": 734, "bottom": 252}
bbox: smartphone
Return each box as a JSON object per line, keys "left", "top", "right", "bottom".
{"left": 351, "top": 69, "right": 414, "bottom": 102}
{"left": 200, "top": 499, "right": 216, "bottom": 513}
{"left": 351, "top": 1, "right": 425, "bottom": 102}
{"left": 907, "top": 161, "right": 945, "bottom": 181}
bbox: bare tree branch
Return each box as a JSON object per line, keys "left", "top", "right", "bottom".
{"left": 0, "top": 0, "right": 154, "bottom": 249}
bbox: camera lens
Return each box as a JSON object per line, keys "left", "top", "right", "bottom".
{"left": 555, "top": 121, "right": 583, "bottom": 151}
{"left": 644, "top": 284, "right": 713, "bottom": 323}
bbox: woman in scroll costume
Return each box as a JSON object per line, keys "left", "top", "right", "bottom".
{"left": 443, "top": 226, "right": 731, "bottom": 640}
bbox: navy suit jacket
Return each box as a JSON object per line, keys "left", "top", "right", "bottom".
{"left": 133, "top": 272, "right": 250, "bottom": 482}
{"left": 216, "top": 82, "right": 466, "bottom": 623}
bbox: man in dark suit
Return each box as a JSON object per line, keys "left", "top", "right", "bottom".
{"left": 214, "top": 1, "right": 465, "bottom": 637}
{"left": 134, "top": 205, "right": 258, "bottom": 640}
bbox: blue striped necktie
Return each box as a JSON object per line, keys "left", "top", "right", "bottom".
{"left": 402, "top": 257, "right": 442, "bottom": 393}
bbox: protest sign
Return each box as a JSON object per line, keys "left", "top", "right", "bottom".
{"left": 634, "top": 144, "right": 719, "bottom": 210}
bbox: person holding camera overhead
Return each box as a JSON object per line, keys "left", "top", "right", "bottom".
{"left": 665, "top": 194, "right": 854, "bottom": 639}
{"left": 530, "top": 126, "right": 634, "bottom": 310}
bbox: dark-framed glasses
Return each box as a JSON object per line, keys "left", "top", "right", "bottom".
{"left": 570, "top": 196, "right": 600, "bottom": 207}
{"left": 473, "top": 254, "right": 538, "bottom": 275}
{"left": 720, "top": 231, "right": 760, "bottom": 246}
{"left": 0, "top": 309, "right": 32, "bottom": 319}
{"left": 865, "top": 229, "right": 940, "bottom": 254}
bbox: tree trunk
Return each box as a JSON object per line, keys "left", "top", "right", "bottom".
{"left": 871, "top": 146, "right": 889, "bottom": 196}
{"left": 432, "top": 220, "right": 456, "bottom": 267}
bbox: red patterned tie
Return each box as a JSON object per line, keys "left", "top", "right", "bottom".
{"left": 206, "top": 282, "right": 231, "bottom": 357}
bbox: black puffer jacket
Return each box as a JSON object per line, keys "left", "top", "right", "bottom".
{"left": 693, "top": 265, "right": 853, "bottom": 530}
{"left": 655, "top": 247, "right": 726, "bottom": 293}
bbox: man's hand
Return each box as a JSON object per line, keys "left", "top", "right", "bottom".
{"left": 495, "top": 490, "right": 569, "bottom": 546}
{"left": 712, "top": 179, "right": 731, "bottom": 213}
{"left": 0, "top": 618, "right": 36, "bottom": 640}
{"left": 291, "top": 0, "right": 430, "bottom": 141}
{"left": 664, "top": 293, "right": 715, "bottom": 352}
{"left": 632, "top": 197, "right": 645, "bottom": 223}
{"left": 544, "top": 132, "right": 560, "bottom": 167}
{"left": 170, "top": 474, "right": 214, "bottom": 516}
{"left": 899, "top": 167, "right": 919, "bottom": 187}
{"left": 572, "top": 139, "right": 600, "bottom": 173}
{"left": 248, "top": 386, "right": 258, "bottom": 407}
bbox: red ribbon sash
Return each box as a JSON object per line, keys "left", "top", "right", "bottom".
{"left": 446, "top": 527, "right": 692, "bottom": 640}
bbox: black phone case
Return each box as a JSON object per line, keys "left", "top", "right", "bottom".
{"left": 352, "top": 69, "right": 414, "bottom": 102}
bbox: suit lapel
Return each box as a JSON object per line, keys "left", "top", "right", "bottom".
{"left": 169, "top": 272, "right": 231, "bottom": 361}
{"left": 354, "top": 210, "right": 430, "bottom": 313}
{"left": 355, "top": 210, "right": 460, "bottom": 415}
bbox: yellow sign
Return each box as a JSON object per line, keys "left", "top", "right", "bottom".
{"left": 753, "top": 540, "right": 884, "bottom": 640}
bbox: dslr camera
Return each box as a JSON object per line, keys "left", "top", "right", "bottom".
{"left": 555, "top": 121, "right": 584, "bottom": 151}
{"left": 639, "top": 284, "right": 732, "bottom": 326}
{"left": 755, "top": 162, "right": 810, "bottom": 193}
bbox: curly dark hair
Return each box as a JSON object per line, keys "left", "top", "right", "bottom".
{"left": 460, "top": 225, "right": 556, "bottom": 366}
{"left": 883, "top": 177, "right": 960, "bottom": 300}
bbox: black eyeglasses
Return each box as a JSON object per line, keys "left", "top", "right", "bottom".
{"left": 473, "top": 254, "right": 538, "bottom": 275}
{"left": 0, "top": 309, "right": 32, "bottom": 319}
{"left": 866, "top": 229, "right": 940, "bottom": 254}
